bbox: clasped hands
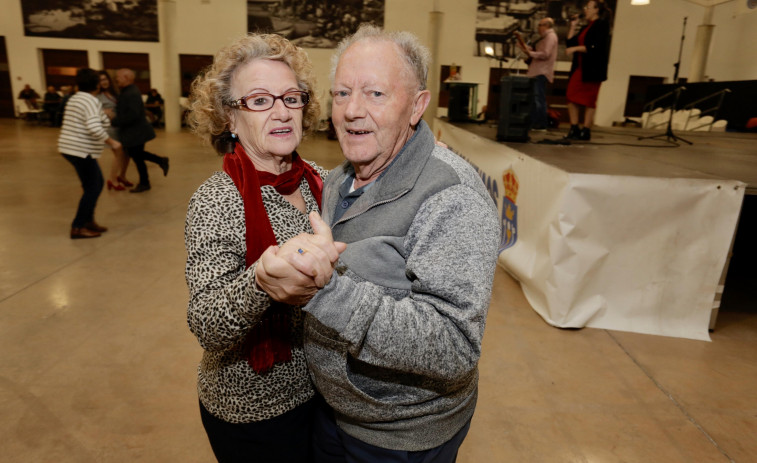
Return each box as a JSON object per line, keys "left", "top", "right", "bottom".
{"left": 256, "top": 211, "right": 347, "bottom": 306}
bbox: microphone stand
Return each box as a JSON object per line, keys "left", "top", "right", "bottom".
{"left": 638, "top": 87, "right": 691, "bottom": 145}
{"left": 673, "top": 17, "right": 686, "bottom": 84}
{"left": 638, "top": 17, "right": 692, "bottom": 145}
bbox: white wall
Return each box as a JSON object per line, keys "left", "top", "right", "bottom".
{"left": 2, "top": 0, "right": 755, "bottom": 125}
{"left": 598, "top": 0, "right": 757, "bottom": 126}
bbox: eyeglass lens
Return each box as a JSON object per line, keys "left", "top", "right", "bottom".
{"left": 239, "top": 92, "right": 308, "bottom": 111}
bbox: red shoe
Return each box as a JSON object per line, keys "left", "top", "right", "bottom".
{"left": 107, "top": 180, "right": 125, "bottom": 191}
{"left": 117, "top": 176, "right": 134, "bottom": 187}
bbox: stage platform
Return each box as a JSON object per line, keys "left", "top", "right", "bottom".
{"left": 458, "top": 122, "right": 757, "bottom": 194}
{"left": 434, "top": 119, "right": 754, "bottom": 341}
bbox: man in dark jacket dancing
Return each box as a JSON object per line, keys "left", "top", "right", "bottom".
{"left": 113, "top": 68, "right": 169, "bottom": 193}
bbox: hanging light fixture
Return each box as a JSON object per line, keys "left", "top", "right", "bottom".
{"left": 631, "top": 0, "right": 650, "bottom": 5}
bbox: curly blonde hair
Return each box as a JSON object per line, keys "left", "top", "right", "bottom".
{"left": 188, "top": 33, "right": 321, "bottom": 155}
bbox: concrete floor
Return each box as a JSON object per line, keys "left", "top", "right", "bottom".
{"left": 1, "top": 119, "right": 755, "bottom": 462}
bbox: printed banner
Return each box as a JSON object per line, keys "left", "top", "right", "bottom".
{"left": 434, "top": 119, "right": 745, "bottom": 341}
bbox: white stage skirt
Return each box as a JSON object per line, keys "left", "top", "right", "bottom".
{"left": 434, "top": 119, "right": 745, "bottom": 341}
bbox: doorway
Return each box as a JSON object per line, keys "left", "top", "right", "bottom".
{"left": 179, "top": 54, "right": 213, "bottom": 97}
{"left": 42, "top": 49, "right": 89, "bottom": 91}
{"left": 0, "top": 37, "right": 15, "bottom": 118}
{"left": 102, "top": 52, "right": 151, "bottom": 94}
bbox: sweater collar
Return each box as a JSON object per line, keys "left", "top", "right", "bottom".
{"left": 327, "top": 120, "right": 435, "bottom": 219}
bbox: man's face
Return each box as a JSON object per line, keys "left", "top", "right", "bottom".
{"left": 331, "top": 40, "right": 427, "bottom": 180}
{"left": 537, "top": 20, "right": 551, "bottom": 37}
{"left": 115, "top": 71, "right": 129, "bottom": 88}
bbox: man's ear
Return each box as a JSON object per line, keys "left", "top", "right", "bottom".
{"left": 410, "top": 90, "right": 431, "bottom": 126}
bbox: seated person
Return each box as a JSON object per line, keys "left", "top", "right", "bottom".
{"left": 43, "top": 86, "right": 62, "bottom": 125}
{"left": 18, "top": 84, "right": 40, "bottom": 110}
{"left": 145, "top": 88, "right": 164, "bottom": 127}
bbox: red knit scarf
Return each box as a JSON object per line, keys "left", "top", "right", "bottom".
{"left": 223, "top": 143, "right": 322, "bottom": 374}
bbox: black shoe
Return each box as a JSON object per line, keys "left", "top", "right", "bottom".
{"left": 71, "top": 227, "right": 101, "bottom": 239}
{"left": 579, "top": 127, "right": 592, "bottom": 141}
{"left": 84, "top": 221, "right": 108, "bottom": 233}
{"left": 160, "top": 157, "right": 170, "bottom": 176}
{"left": 130, "top": 184, "right": 151, "bottom": 193}
{"left": 564, "top": 124, "right": 581, "bottom": 140}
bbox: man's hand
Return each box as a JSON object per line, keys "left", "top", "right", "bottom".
{"left": 277, "top": 211, "right": 346, "bottom": 288}
{"left": 256, "top": 211, "right": 346, "bottom": 304}
{"left": 513, "top": 30, "right": 531, "bottom": 55}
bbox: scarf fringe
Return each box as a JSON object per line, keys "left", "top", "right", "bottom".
{"left": 245, "top": 309, "right": 292, "bottom": 374}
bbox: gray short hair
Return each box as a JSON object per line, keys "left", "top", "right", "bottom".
{"left": 330, "top": 24, "right": 430, "bottom": 92}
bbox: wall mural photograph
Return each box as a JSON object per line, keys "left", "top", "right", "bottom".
{"left": 247, "top": 0, "right": 384, "bottom": 49}
{"left": 21, "top": 0, "right": 159, "bottom": 42}
{"left": 475, "top": 0, "right": 616, "bottom": 63}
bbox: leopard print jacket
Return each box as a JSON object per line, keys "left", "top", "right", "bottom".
{"left": 185, "top": 163, "right": 328, "bottom": 423}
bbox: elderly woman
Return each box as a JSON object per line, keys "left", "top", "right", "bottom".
{"left": 564, "top": 0, "right": 613, "bottom": 141}
{"left": 185, "top": 34, "right": 343, "bottom": 462}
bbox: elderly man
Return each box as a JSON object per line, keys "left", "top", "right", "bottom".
{"left": 112, "top": 68, "right": 168, "bottom": 193}
{"left": 257, "top": 24, "right": 500, "bottom": 462}
{"left": 517, "top": 17, "right": 558, "bottom": 131}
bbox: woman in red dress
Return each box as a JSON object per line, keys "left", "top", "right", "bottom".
{"left": 565, "top": 0, "right": 612, "bottom": 141}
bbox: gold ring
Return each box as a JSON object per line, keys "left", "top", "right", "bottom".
{"left": 297, "top": 248, "right": 307, "bottom": 255}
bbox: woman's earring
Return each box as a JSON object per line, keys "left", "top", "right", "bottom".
{"left": 230, "top": 132, "right": 237, "bottom": 140}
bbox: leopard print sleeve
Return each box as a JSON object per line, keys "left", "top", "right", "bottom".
{"left": 185, "top": 172, "right": 271, "bottom": 352}
{"left": 307, "top": 160, "right": 330, "bottom": 181}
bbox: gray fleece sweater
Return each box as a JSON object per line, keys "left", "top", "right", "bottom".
{"left": 303, "top": 121, "right": 500, "bottom": 451}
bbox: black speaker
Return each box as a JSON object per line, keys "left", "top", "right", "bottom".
{"left": 448, "top": 84, "right": 471, "bottom": 122}
{"left": 548, "top": 1, "right": 563, "bottom": 22}
{"left": 497, "top": 76, "right": 533, "bottom": 142}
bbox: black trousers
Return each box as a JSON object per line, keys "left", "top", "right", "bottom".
{"left": 124, "top": 143, "right": 162, "bottom": 187}
{"left": 312, "top": 397, "right": 470, "bottom": 463}
{"left": 62, "top": 153, "right": 103, "bottom": 228}
{"left": 199, "top": 399, "right": 315, "bottom": 463}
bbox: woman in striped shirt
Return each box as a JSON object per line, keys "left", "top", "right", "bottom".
{"left": 58, "top": 68, "right": 122, "bottom": 239}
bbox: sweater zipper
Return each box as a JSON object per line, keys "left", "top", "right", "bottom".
{"left": 332, "top": 189, "right": 409, "bottom": 227}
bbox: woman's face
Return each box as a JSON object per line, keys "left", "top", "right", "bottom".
{"left": 99, "top": 74, "right": 110, "bottom": 90}
{"left": 228, "top": 59, "right": 304, "bottom": 164}
{"left": 584, "top": 1, "right": 599, "bottom": 20}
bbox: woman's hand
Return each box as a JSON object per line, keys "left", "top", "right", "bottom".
{"left": 567, "top": 15, "right": 580, "bottom": 39}
{"left": 565, "top": 46, "right": 586, "bottom": 56}
{"left": 256, "top": 245, "right": 320, "bottom": 306}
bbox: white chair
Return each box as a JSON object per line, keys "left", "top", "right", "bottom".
{"left": 711, "top": 120, "right": 728, "bottom": 132}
